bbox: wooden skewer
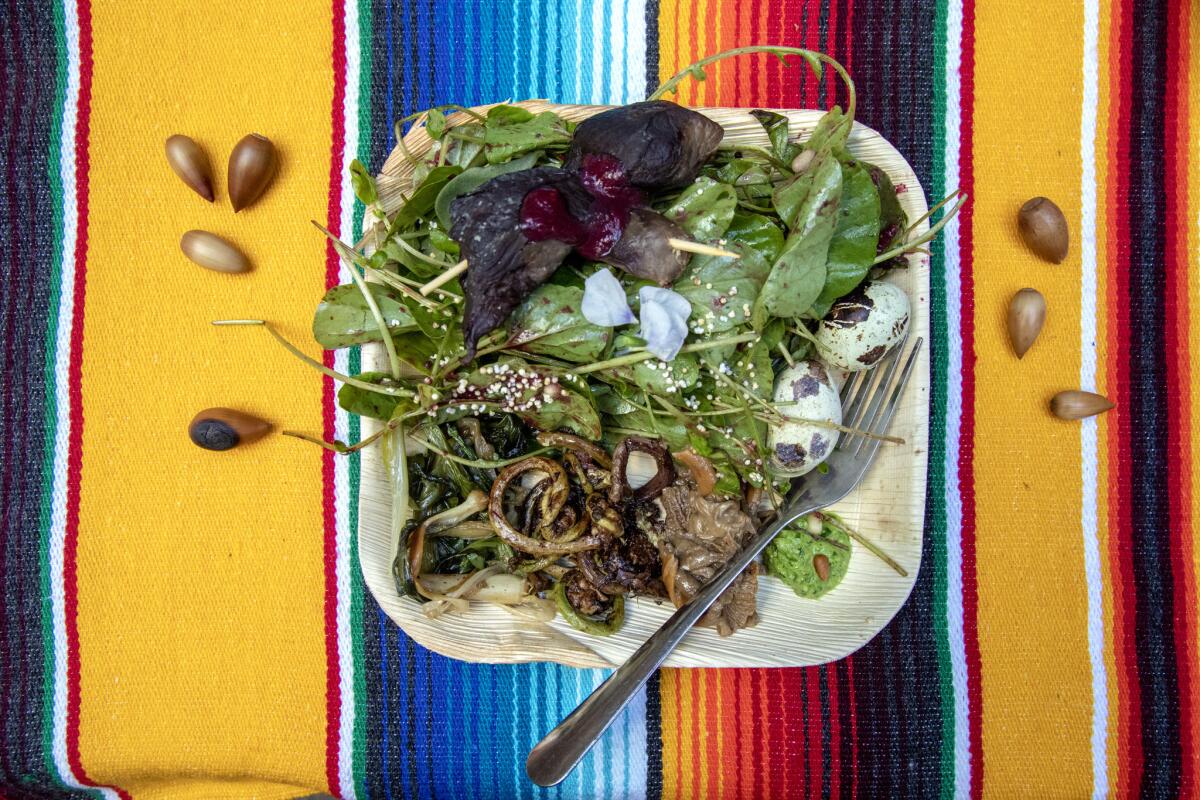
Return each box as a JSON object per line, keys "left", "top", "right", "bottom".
{"left": 667, "top": 237, "right": 741, "bottom": 259}
{"left": 419, "top": 259, "right": 468, "bottom": 296}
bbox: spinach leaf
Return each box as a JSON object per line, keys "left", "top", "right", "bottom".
{"left": 443, "top": 123, "right": 486, "bottom": 168}
{"left": 801, "top": 106, "right": 851, "bottom": 156}
{"left": 664, "top": 176, "right": 737, "bottom": 241}
{"left": 485, "top": 105, "right": 536, "bottom": 125}
{"left": 865, "top": 162, "right": 907, "bottom": 254}
{"left": 434, "top": 152, "right": 540, "bottom": 229}
{"left": 600, "top": 410, "right": 690, "bottom": 451}
{"left": 762, "top": 148, "right": 842, "bottom": 318}
{"left": 392, "top": 331, "right": 439, "bottom": 375}
{"left": 337, "top": 371, "right": 409, "bottom": 420}
{"left": 428, "top": 227, "right": 460, "bottom": 256}
{"left": 608, "top": 352, "right": 701, "bottom": 394}
{"left": 484, "top": 111, "right": 571, "bottom": 164}
{"left": 749, "top": 109, "right": 801, "bottom": 163}
{"left": 349, "top": 159, "right": 378, "bottom": 206}
{"left": 456, "top": 360, "right": 601, "bottom": 438}
{"left": 714, "top": 159, "right": 775, "bottom": 200}
{"left": 388, "top": 165, "right": 463, "bottom": 235}
{"left": 313, "top": 283, "right": 417, "bottom": 348}
{"left": 505, "top": 284, "right": 610, "bottom": 362}
{"left": 724, "top": 211, "right": 785, "bottom": 265}
{"left": 811, "top": 160, "right": 881, "bottom": 317}
{"left": 673, "top": 253, "right": 760, "bottom": 333}
{"left": 426, "top": 108, "right": 447, "bottom": 139}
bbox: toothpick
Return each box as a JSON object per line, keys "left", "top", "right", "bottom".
{"left": 666, "top": 237, "right": 742, "bottom": 259}
{"left": 419, "top": 259, "right": 468, "bottom": 296}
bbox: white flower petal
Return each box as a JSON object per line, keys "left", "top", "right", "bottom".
{"left": 638, "top": 300, "right": 690, "bottom": 361}
{"left": 581, "top": 268, "right": 636, "bottom": 327}
{"left": 638, "top": 286, "right": 692, "bottom": 320}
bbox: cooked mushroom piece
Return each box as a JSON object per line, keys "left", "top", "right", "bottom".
{"left": 601, "top": 208, "right": 690, "bottom": 286}
{"left": 449, "top": 168, "right": 590, "bottom": 356}
{"left": 565, "top": 100, "right": 724, "bottom": 190}
{"left": 609, "top": 436, "right": 676, "bottom": 505}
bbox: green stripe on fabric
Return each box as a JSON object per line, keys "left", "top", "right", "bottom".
{"left": 928, "top": 0, "right": 956, "bottom": 795}
{"left": 350, "top": 0, "right": 373, "bottom": 796}
{"left": 39, "top": 0, "right": 69, "bottom": 788}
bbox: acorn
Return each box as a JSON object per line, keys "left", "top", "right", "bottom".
{"left": 1007, "top": 288, "right": 1046, "bottom": 358}
{"left": 1050, "top": 390, "right": 1114, "bottom": 420}
{"left": 164, "top": 134, "right": 214, "bottom": 201}
{"left": 813, "top": 553, "right": 831, "bottom": 582}
{"left": 180, "top": 230, "right": 251, "bottom": 273}
{"left": 1018, "top": 197, "right": 1069, "bottom": 263}
{"left": 189, "top": 408, "right": 271, "bottom": 451}
{"left": 227, "top": 133, "right": 277, "bottom": 212}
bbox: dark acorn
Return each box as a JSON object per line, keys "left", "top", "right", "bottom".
{"left": 188, "top": 408, "right": 271, "bottom": 451}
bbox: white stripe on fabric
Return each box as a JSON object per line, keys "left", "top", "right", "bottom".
{"left": 625, "top": 0, "right": 647, "bottom": 101}
{"left": 609, "top": 0, "right": 625, "bottom": 104}
{"left": 1079, "top": 0, "right": 1109, "bottom": 795}
{"left": 590, "top": 0, "right": 605, "bottom": 104}
{"left": 941, "top": 0, "right": 971, "bottom": 796}
{"left": 48, "top": 2, "right": 119, "bottom": 796}
{"left": 333, "top": 0, "right": 361, "bottom": 795}
{"left": 574, "top": 0, "right": 584, "bottom": 103}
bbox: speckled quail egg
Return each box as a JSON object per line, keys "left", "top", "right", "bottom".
{"left": 768, "top": 359, "right": 842, "bottom": 476}
{"left": 816, "top": 281, "right": 910, "bottom": 372}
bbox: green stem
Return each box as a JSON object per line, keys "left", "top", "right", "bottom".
{"left": 717, "top": 143, "right": 794, "bottom": 173}
{"left": 570, "top": 332, "right": 758, "bottom": 376}
{"left": 312, "top": 221, "right": 403, "bottom": 381}
{"left": 650, "top": 46, "right": 856, "bottom": 123}
{"left": 874, "top": 191, "right": 967, "bottom": 265}
{"left": 816, "top": 512, "right": 908, "bottom": 577}
{"left": 211, "top": 320, "right": 414, "bottom": 398}
{"left": 390, "top": 235, "right": 455, "bottom": 269}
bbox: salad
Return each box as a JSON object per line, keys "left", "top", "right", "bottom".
{"left": 225, "top": 47, "right": 960, "bottom": 637}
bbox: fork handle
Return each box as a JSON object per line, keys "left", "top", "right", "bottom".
{"left": 525, "top": 500, "right": 818, "bottom": 787}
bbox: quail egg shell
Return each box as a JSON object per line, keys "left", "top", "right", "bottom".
{"left": 816, "top": 280, "right": 910, "bottom": 372}
{"left": 768, "top": 359, "right": 842, "bottom": 476}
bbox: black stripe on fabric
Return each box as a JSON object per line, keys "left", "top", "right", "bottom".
{"left": 404, "top": 634, "right": 420, "bottom": 800}
{"left": 644, "top": 670, "right": 664, "bottom": 800}
{"left": 644, "top": 0, "right": 660, "bottom": 99}
{"left": 834, "top": 0, "right": 850, "bottom": 110}
{"left": 820, "top": 667, "right": 831, "bottom": 800}
{"left": 1128, "top": 0, "right": 1182, "bottom": 795}
{"left": 847, "top": 2, "right": 942, "bottom": 797}
{"left": 361, "top": 607, "right": 385, "bottom": 800}
{"left": 836, "top": 660, "right": 854, "bottom": 800}
{"left": 0, "top": 1, "right": 87, "bottom": 796}
{"left": 422, "top": 647, "right": 436, "bottom": 800}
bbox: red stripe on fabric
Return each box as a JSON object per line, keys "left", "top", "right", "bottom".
{"left": 803, "top": 0, "right": 821, "bottom": 107}
{"left": 767, "top": 669, "right": 785, "bottom": 799}
{"left": 322, "top": 0, "right": 348, "bottom": 794}
{"left": 1163, "top": 0, "right": 1197, "bottom": 791}
{"left": 825, "top": 0, "right": 839, "bottom": 106}
{"left": 828, "top": 664, "right": 842, "bottom": 800}
{"left": 955, "top": 0, "right": 983, "bottom": 795}
{"left": 846, "top": 656, "right": 858, "bottom": 798}
{"left": 806, "top": 668, "right": 822, "bottom": 800}
{"left": 1109, "top": 0, "right": 1143, "bottom": 792}
{"left": 753, "top": 668, "right": 765, "bottom": 800}
{"left": 61, "top": 2, "right": 130, "bottom": 798}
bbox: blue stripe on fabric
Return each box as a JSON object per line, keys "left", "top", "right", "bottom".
{"left": 362, "top": 5, "right": 656, "bottom": 797}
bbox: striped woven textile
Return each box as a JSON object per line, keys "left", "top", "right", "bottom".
{"left": 1, "top": 0, "right": 1197, "bottom": 797}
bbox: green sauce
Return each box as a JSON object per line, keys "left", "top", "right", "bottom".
{"left": 763, "top": 516, "right": 850, "bottom": 598}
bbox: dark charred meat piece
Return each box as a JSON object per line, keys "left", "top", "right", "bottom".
{"left": 578, "top": 529, "right": 664, "bottom": 597}
{"left": 658, "top": 480, "right": 760, "bottom": 636}
{"left": 562, "top": 569, "right": 610, "bottom": 617}
{"left": 566, "top": 101, "right": 724, "bottom": 191}
{"left": 602, "top": 208, "right": 690, "bottom": 286}
{"left": 610, "top": 436, "right": 676, "bottom": 505}
{"left": 450, "top": 168, "right": 590, "bottom": 356}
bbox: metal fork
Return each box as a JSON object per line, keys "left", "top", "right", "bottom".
{"left": 526, "top": 337, "right": 924, "bottom": 787}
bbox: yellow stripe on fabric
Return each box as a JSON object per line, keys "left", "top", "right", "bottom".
{"left": 971, "top": 2, "right": 1093, "bottom": 797}
{"left": 1185, "top": 5, "right": 1200, "bottom": 787}
{"left": 1095, "top": 0, "right": 1120, "bottom": 792}
{"left": 77, "top": 3, "right": 334, "bottom": 797}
